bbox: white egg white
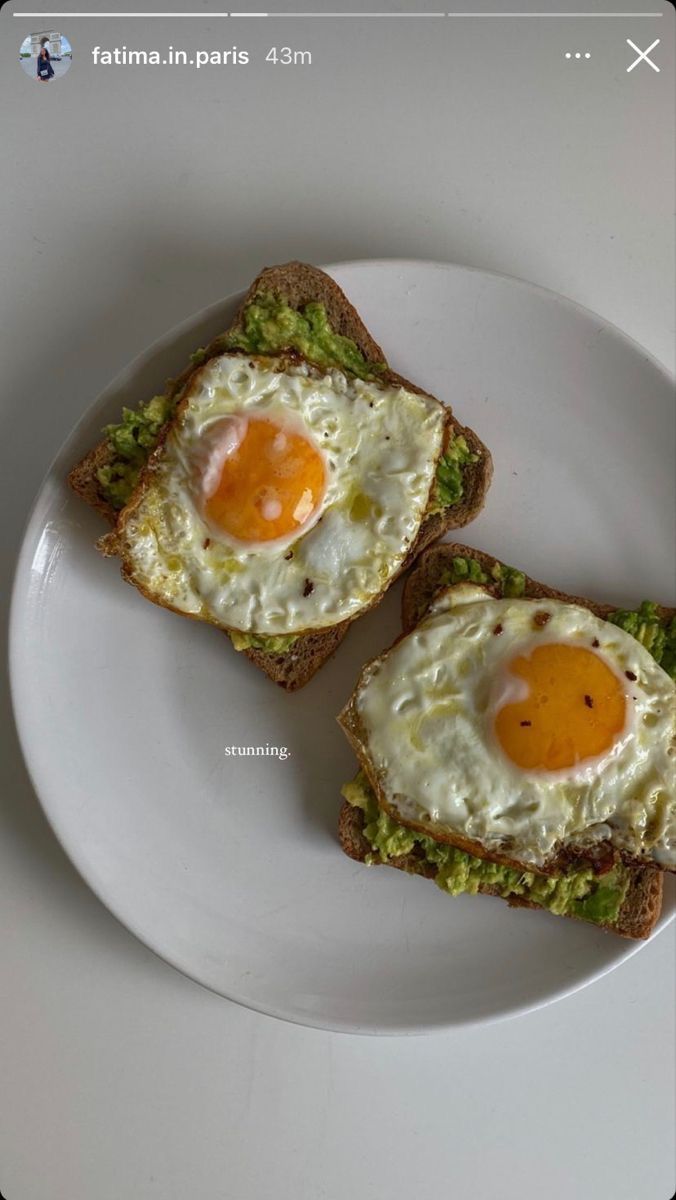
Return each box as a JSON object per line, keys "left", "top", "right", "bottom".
{"left": 354, "top": 593, "right": 676, "bottom": 868}
{"left": 118, "top": 353, "right": 446, "bottom": 635}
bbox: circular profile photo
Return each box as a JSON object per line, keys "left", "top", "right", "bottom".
{"left": 19, "top": 31, "right": 72, "bottom": 82}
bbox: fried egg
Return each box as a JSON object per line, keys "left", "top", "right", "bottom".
{"left": 352, "top": 586, "right": 676, "bottom": 868}
{"left": 115, "top": 353, "right": 446, "bottom": 635}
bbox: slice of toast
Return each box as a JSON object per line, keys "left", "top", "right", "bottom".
{"left": 68, "top": 263, "right": 493, "bottom": 690}
{"left": 339, "top": 541, "right": 675, "bottom": 876}
{"left": 338, "top": 798, "right": 664, "bottom": 940}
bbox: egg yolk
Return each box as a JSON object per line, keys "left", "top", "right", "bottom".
{"left": 495, "top": 643, "right": 626, "bottom": 771}
{"left": 204, "top": 417, "right": 326, "bottom": 544}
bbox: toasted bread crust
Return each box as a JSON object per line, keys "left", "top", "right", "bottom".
{"left": 68, "top": 263, "right": 492, "bottom": 689}
{"left": 338, "top": 542, "right": 675, "bottom": 873}
{"left": 338, "top": 801, "right": 663, "bottom": 940}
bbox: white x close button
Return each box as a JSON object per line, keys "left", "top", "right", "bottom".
{"left": 626, "top": 38, "right": 660, "bottom": 73}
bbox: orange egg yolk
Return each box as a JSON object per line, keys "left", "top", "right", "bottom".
{"left": 494, "top": 643, "right": 626, "bottom": 771}
{"left": 204, "top": 417, "right": 326, "bottom": 544}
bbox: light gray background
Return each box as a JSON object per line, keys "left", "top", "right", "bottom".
{"left": 1, "top": 3, "right": 674, "bottom": 1198}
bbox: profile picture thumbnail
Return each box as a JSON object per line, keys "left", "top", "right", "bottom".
{"left": 19, "top": 31, "right": 72, "bottom": 82}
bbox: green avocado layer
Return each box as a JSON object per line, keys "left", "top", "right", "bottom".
{"left": 97, "top": 393, "right": 174, "bottom": 511}
{"left": 609, "top": 601, "right": 676, "bottom": 681}
{"left": 430, "top": 436, "right": 479, "bottom": 512}
{"left": 224, "top": 291, "right": 385, "bottom": 381}
{"left": 228, "top": 630, "right": 299, "bottom": 654}
{"left": 439, "top": 553, "right": 526, "bottom": 598}
{"left": 343, "top": 772, "right": 630, "bottom": 926}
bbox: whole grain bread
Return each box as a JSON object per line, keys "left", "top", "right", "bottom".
{"left": 338, "top": 540, "right": 675, "bottom": 876}
{"left": 68, "top": 262, "right": 492, "bottom": 690}
{"left": 338, "top": 799, "right": 664, "bottom": 940}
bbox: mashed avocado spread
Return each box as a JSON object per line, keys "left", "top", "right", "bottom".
{"left": 228, "top": 630, "right": 298, "bottom": 654}
{"left": 439, "top": 554, "right": 526, "bottom": 598}
{"left": 224, "top": 292, "right": 385, "bottom": 381}
{"left": 97, "top": 393, "right": 174, "bottom": 510}
{"left": 430, "top": 436, "right": 479, "bottom": 512}
{"left": 609, "top": 601, "right": 676, "bottom": 681}
{"left": 343, "top": 771, "right": 629, "bottom": 925}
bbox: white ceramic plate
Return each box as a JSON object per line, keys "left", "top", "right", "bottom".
{"left": 10, "top": 261, "right": 675, "bottom": 1034}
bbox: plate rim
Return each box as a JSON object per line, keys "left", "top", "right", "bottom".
{"left": 9, "top": 257, "right": 675, "bottom": 1035}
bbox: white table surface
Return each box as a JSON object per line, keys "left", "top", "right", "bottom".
{"left": 1, "top": 3, "right": 674, "bottom": 1198}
